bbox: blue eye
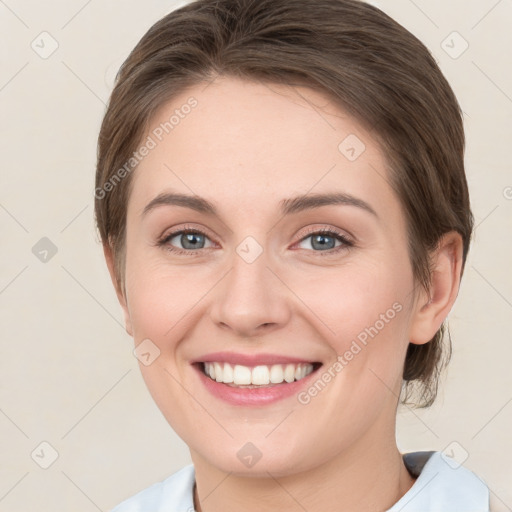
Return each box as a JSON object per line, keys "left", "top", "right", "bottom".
{"left": 296, "top": 229, "right": 353, "bottom": 254}
{"left": 158, "top": 228, "right": 213, "bottom": 254}
{"left": 157, "top": 227, "right": 353, "bottom": 256}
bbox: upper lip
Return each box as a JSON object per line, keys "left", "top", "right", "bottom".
{"left": 191, "top": 351, "right": 319, "bottom": 367}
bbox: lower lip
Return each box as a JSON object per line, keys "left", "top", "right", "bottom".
{"left": 194, "top": 364, "right": 321, "bottom": 406}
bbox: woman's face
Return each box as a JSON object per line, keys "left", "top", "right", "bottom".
{"left": 118, "top": 76, "right": 424, "bottom": 476}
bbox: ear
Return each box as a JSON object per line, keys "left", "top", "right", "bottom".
{"left": 409, "top": 232, "right": 464, "bottom": 345}
{"left": 103, "top": 243, "right": 133, "bottom": 336}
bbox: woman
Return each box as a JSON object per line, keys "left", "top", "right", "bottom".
{"left": 95, "top": 0, "right": 490, "bottom": 510}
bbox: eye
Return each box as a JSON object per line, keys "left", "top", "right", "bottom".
{"left": 156, "top": 225, "right": 354, "bottom": 256}
{"left": 295, "top": 228, "right": 353, "bottom": 254}
{"left": 157, "top": 226, "right": 214, "bottom": 255}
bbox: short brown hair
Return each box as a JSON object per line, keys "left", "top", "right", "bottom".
{"left": 95, "top": 0, "right": 473, "bottom": 408}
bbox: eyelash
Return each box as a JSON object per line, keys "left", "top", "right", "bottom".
{"left": 156, "top": 225, "right": 354, "bottom": 257}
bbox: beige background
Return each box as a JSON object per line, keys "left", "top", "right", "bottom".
{"left": 0, "top": 0, "right": 511, "bottom": 510}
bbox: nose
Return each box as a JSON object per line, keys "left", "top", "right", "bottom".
{"left": 209, "top": 247, "right": 291, "bottom": 338}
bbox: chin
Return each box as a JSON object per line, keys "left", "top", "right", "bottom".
{"left": 192, "top": 437, "right": 322, "bottom": 478}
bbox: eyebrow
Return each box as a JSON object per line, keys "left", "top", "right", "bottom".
{"left": 141, "top": 191, "right": 378, "bottom": 218}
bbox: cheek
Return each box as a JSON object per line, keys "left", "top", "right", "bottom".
{"left": 125, "top": 253, "right": 213, "bottom": 343}
{"left": 293, "top": 261, "right": 408, "bottom": 342}
{"left": 291, "top": 260, "right": 412, "bottom": 400}
{"left": 123, "top": 261, "right": 212, "bottom": 433}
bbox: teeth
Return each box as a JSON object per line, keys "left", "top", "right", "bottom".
{"left": 251, "top": 365, "right": 270, "bottom": 385}
{"left": 284, "top": 364, "right": 295, "bottom": 383}
{"left": 269, "top": 364, "right": 284, "bottom": 383}
{"left": 214, "top": 362, "right": 223, "bottom": 382}
{"left": 222, "top": 362, "right": 234, "bottom": 383}
{"left": 233, "top": 365, "right": 251, "bottom": 385}
{"left": 202, "top": 362, "right": 314, "bottom": 386}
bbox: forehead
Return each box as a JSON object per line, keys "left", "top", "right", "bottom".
{"left": 128, "top": 76, "right": 396, "bottom": 218}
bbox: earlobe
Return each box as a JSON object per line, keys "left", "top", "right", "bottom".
{"left": 409, "top": 232, "right": 464, "bottom": 345}
{"left": 103, "top": 243, "right": 133, "bottom": 337}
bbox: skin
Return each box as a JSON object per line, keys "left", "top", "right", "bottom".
{"left": 104, "top": 76, "right": 463, "bottom": 512}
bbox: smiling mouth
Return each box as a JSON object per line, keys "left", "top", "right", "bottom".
{"left": 199, "top": 361, "right": 322, "bottom": 388}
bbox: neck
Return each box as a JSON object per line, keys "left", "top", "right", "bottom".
{"left": 191, "top": 429, "right": 416, "bottom": 512}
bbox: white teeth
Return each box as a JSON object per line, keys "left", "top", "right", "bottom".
{"left": 214, "top": 362, "right": 223, "bottom": 382}
{"left": 251, "top": 365, "right": 270, "bottom": 385}
{"left": 233, "top": 364, "right": 252, "bottom": 385}
{"left": 284, "top": 364, "right": 296, "bottom": 383}
{"left": 202, "top": 362, "right": 315, "bottom": 386}
{"left": 269, "top": 364, "right": 284, "bottom": 383}
{"left": 222, "top": 362, "right": 234, "bottom": 383}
